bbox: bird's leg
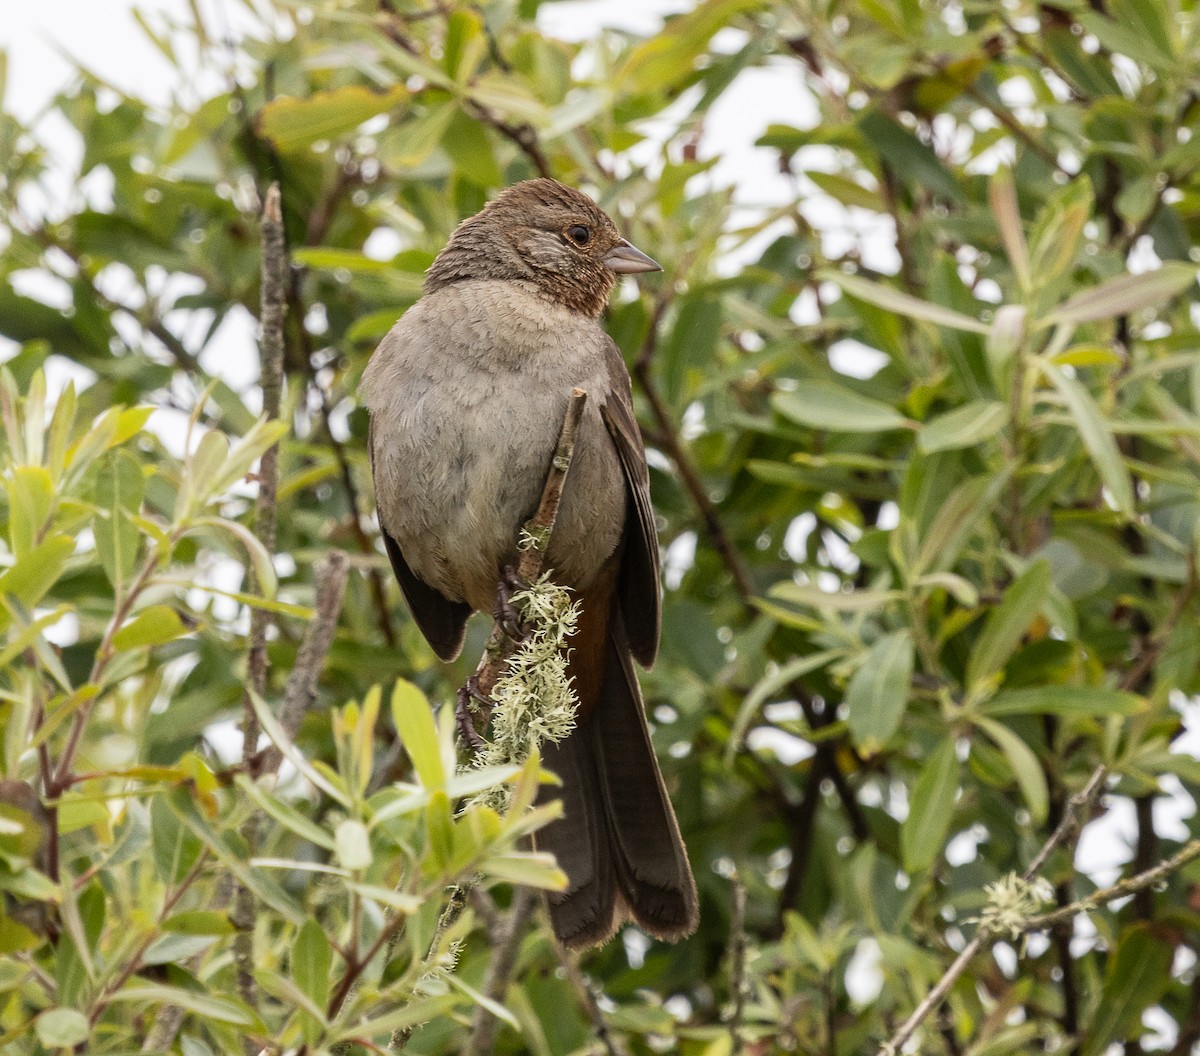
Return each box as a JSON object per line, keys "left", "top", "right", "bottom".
{"left": 493, "top": 563, "right": 531, "bottom": 643}
{"left": 455, "top": 677, "right": 492, "bottom": 750}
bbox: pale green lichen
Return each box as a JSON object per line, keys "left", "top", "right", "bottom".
{"left": 975, "top": 872, "right": 1055, "bottom": 942}
{"left": 472, "top": 574, "right": 580, "bottom": 807}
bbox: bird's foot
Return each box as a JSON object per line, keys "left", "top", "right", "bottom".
{"left": 455, "top": 677, "right": 492, "bottom": 751}
{"left": 493, "top": 564, "right": 531, "bottom": 643}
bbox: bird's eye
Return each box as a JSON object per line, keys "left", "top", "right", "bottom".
{"left": 567, "top": 225, "right": 591, "bottom": 246}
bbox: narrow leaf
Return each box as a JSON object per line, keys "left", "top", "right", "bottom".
{"left": 823, "top": 270, "right": 990, "bottom": 334}
{"left": 846, "top": 631, "right": 914, "bottom": 753}
{"left": 901, "top": 737, "right": 959, "bottom": 872}
{"left": 1041, "top": 362, "right": 1134, "bottom": 514}
{"left": 967, "top": 561, "right": 1051, "bottom": 688}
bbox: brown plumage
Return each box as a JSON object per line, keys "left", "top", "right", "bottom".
{"left": 361, "top": 178, "right": 698, "bottom": 948}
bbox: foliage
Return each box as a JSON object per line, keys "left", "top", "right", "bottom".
{"left": 1, "top": 0, "right": 1200, "bottom": 1053}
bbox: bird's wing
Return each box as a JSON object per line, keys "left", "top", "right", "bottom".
{"left": 600, "top": 338, "right": 661, "bottom": 667}
{"left": 368, "top": 420, "right": 472, "bottom": 662}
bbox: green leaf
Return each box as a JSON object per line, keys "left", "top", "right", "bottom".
{"left": 93, "top": 451, "right": 145, "bottom": 592}
{"left": 1042, "top": 265, "right": 1196, "bottom": 328}
{"left": 772, "top": 381, "right": 909, "bottom": 434}
{"left": 988, "top": 168, "right": 1029, "bottom": 291}
{"left": 247, "top": 691, "right": 350, "bottom": 807}
{"left": 346, "top": 882, "right": 424, "bottom": 914}
{"left": 727, "top": 649, "right": 842, "bottom": 763}
{"left": 383, "top": 100, "right": 458, "bottom": 168}
{"left": 104, "top": 983, "right": 259, "bottom": 1027}
{"left": 1082, "top": 924, "right": 1173, "bottom": 1056}
{"left": 914, "top": 471, "right": 1010, "bottom": 576}
{"left": 858, "top": 111, "right": 964, "bottom": 202}
{"left": 233, "top": 775, "right": 336, "bottom": 850}
{"left": 150, "top": 795, "right": 203, "bottom": 886}
{"left": 976, "top": 718, "right": 1048, "bottom": 823}
{"left": 846, "top": 631, "right": 914, "bottom": 753}
{"left": 1029, "top": 178, "right": 1093, "bottom": 285}
{"left": 329, "top": 994, "right": 460, "bottom": 1044}
{"left": 7, "top": 466, "right": 53, "bottom": 557}
{"left": 161, "top": 910, "right": 235, "bottom": 936}
{"left": 0, "top": 534, "right": 75, "bottom": 609}
{"left": 822, "top": 270, "right": 989, "bottom": 334}
{"left": 918, "top": 401, "right": 1009, "bottom": 453}
{"left": 334, "top": 819, "right": 372, "bottom": 871}
{"left": 390, "top": 679, "right": 444, "bottom": 790}
{"left": 293, "top": 917, "right": 332, "bottom": 1018}
{"left": 768, "top": 583, "right": 902, "bottom": 613}
{"left": 258, "top": 86, "right": 408, "bottom": 152}
{"left": 481, "top": 852, "right": 569, "bottom": 890}
{"left": 35, "top": 1008, "right": 89, "bottom": 1047}
{"left": 1040, "top": 362, "right": 1134, "bottom": 515}
{"left": 111, "top": 605, "right": 187, "bottom": 651}
{"left": 967, "top": 561, "right": 1051, "bottom": 688}
{"left": 983, "top": 686, "right": 1145, "bottom": 718}
{"left": 448, "top": 973, "right": 520, "bottom": 1029}
{"left": 901, "top": 737, "right": 959, "bottom": 872}
{"left": 617, "top": 0, "right": 764, "bottom": 93}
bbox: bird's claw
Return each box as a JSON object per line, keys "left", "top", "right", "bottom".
{"left": 455, "top": 677, "right": 492, "bottom": 751}
{"left": 493, "top": 564, "right": 531, "bottom": 643}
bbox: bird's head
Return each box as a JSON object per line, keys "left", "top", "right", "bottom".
{"left": 425, "top": 179, "right": 661, "bottom": 317}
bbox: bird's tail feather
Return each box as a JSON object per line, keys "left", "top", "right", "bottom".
{"left": 538, "top": 618, "right": 698, "bottom": 949}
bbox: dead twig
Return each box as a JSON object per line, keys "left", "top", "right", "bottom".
{"left": 233, "top": 182, "right": 287, "bottom": 1046}
{"left": 462, "top": 886, "right": 540, "bottom": 1056}
{"left": 258, "top": 551, "right": 351, "bottom": 774}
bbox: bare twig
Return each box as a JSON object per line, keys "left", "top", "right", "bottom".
{"left": 727, "top": 878, "right": 749, "bottom": 1056}
{"left": 241, "top": 181, "right": 288, "bottom": 764}
{"left": 875, "top": 766, "right": 1108, "bottom": 1056}
{"left": 553, "top": 943, "right": 627, "bottom": 1056}
{"left": 258, "top": 551, "right": 350, "bottom": 774}
{"left": 463, "top": 886, "right": 539, "bottom": 1056}
{"left": 1027, "top": 838, "right": 1200, "bottom": 932}
{"left": 233, "top": 182, "right": 288, "bottom": 1047}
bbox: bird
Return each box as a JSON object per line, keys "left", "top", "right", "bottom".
{"left": 360, "top": 178, "right": 699, "bottom": 949}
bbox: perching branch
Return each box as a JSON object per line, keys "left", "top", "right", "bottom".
{"left": 875, "top": 765, "right": 1108, "bottom": 1056}
{"left": 457, "top": 386, "right": 588, "bottom": 744}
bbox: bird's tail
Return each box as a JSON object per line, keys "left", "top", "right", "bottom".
{"left": 537, "top": 616, "right": 698, "bottom": 949}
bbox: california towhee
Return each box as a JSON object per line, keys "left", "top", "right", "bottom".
{"left": 361, "top": 178, "right": 698, "bottom": 948}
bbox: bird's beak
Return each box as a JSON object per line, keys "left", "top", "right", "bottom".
{"left": 603, "top": 239, "right": 662, "bottom": 274}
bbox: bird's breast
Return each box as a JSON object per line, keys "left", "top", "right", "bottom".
{"left": 363, "top": 282, "right": 627, "bottom": 613}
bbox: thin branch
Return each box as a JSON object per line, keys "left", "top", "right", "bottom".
{"left": 727, "top": 878, "right": 749, "bottom": 1056}
{"left": 233, "top": 181, "right": 288, "bottom": 1046}
{"left": 633, "top": 298, "right": 755, "bottom": 602}
{"left": 462, "top": 886, "right": 539, "bottom": 1056}
{"left": 553, "top": 943, "right": 627, "bottom": 1056}
{"left": 1027, "top": 838, "right": 1200, "bottom": 933}
{"left": 241, "top": 181, "right": 288, "bottom": 766}
{"left": 875, "top": 765, "right": 1108, "bottom": 1056}
{"left": 258, "top": 551, "right": 350, "bottom": 775}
